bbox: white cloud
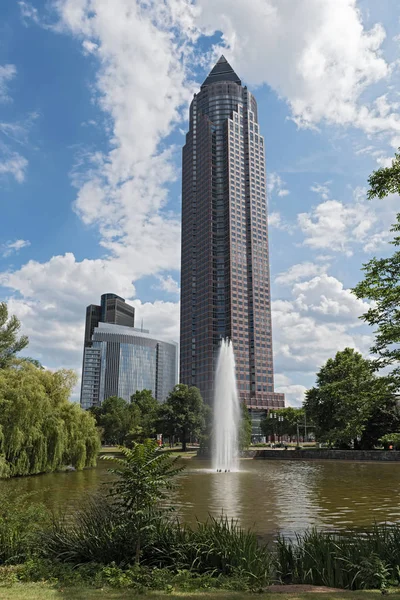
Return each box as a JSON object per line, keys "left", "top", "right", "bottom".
{"left": 0, "top": 65, "right": 16, "bottom": 103}
{"left": 1, "top": 239, "right": 31, "bottom": 257}
{"left": 272, "top": 273, "right": 372, "bottom": 375}
{"left": 196, "top": 0, "right": 400, "bottom": 146}
{"left": 298, "top": 185, "right": 399, "bottom": 256}
{"left": 274, "top": 374, "right": 307, "bottom": 407}
{"left": 275, "top": 261, "right": 329, "bottom": 286}
{"left": 18, "top": 1, "right": 41, "bottom": 26}
{"left": 0, "top": 152, "right": 28, "bottom": 183}
{"left": 292, "top": 274, "right": 369, "bottom": 321}
{"left": 45, "top": 0, "right": 201, "bottom": 281}
{"left": 0, "top": 253, "right": 136, "bottom": 309}
{"left": 158, "top": 275, "right": 180, "bottom": 295}
{"left": 131, "top": 299, "right": 179, "bottom": 343}
{"left": 0, "top": 253, "right": 136, "bottom": 364}
{"left": 310, "top": 182, "right": 331, "bottom": 200}
{"left": 267, "top": 172, "right": 290, "bottom": 197}
{"left": 268, "top": 211, "right": 293, "bottom": 233}
{"left": 1, "top": 253, "right": 180, "bottom": 375}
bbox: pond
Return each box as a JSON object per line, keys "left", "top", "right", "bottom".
{"left": 2, "top": 457, "right": 400, "bottom": 537}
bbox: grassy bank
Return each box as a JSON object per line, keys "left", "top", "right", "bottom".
{"left": 2, "top": 586, "right": 400, "bottom": 600}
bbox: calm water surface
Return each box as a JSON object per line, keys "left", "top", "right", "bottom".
{"left": 2, "top": 458, "right": 400, "bottom": 537}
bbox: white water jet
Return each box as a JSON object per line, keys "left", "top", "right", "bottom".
{"left": 212, "top": 338, "right": 240, "bottom": 472}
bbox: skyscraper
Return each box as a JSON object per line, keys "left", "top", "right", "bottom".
{"left": 83, "top": 293, "right": 135, "bottom": 349}
{"left": 180, "top": 56, "right": 285, "bottom": 413}
{"left": 80, "top": 294, "right": 178, "bottom": 409}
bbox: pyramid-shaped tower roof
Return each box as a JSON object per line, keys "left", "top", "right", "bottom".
{"left": 202, "top": 55, "right": 241, "bottom": 87}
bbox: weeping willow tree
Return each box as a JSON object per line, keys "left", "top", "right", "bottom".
{"left": 0, "top": 363, "right": 100, "bottom": 478}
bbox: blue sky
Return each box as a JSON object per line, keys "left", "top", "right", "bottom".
{"left": 1, "top": 0, "right": 399, "bottom": 404}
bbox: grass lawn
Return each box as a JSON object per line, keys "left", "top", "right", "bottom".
{"left": 1, "top": 586, "right": 400, "bottom": 600}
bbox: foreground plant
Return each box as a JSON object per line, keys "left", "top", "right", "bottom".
{"left": 105, "top": 441, "right": 184, "bottom": 563}
{"left": 276, "top": 525, "right": 400, "bottom": 590}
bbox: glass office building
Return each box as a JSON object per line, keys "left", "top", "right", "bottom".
{"left": 180, "top": 56, "right": 285, "bottom": 412}
{"left": 80, "top": 323, "right": 178, "bottom": 409}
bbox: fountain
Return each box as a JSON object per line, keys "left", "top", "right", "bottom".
{"left": 212, "top": 338, "right": 240, "bottom": 472}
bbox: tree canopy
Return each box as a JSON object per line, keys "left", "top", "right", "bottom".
{"left": 90, "top": 396, "right": 140, "bottom": 446}
{"left": 353, "top": 150, "right": 400, "bottom": 380}
{"left": 304, "top": 348, "right": 398, "bottom": 448}
{"left": 158, "top": 384, "right": 207, "bottom": 451}
{"left": 0, "top": 362, "right": 100, "bottom": 477}
{"left": 0, "top": 301, "right": 100, "bottom": 478}
{"left": 260, "top": 407, "right": 305, "bottom": 441}
{"left": 131, "top": 389, "right": 159, "bottom": 440}
{"left": 0, "top": 302, "right": 28, "bottom": 369}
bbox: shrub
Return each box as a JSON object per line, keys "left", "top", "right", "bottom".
{"left": 0, "top": 492, "right": 49, "bottom": 565}
{"left": 276, "top": 525, "right": 400, "bottom": 590}
{"left": 42, "top": 498, "right": 272, "bottom": 587}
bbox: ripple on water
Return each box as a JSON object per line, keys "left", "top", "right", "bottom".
{"left": 1, "top": 458, "right": 400, "bottom": 537}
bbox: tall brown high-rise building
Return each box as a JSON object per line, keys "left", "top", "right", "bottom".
{"left": 180, "top": 56, "right": 285, "bottom": 415}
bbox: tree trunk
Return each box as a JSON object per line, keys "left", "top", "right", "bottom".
{"left": 182, "top": 429, "right": 187, "bottom": 452}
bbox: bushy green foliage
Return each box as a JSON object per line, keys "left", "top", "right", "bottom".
{"left": 0, "top": 302, "right": 28, "bottom": 369}
{"left": 158, "top": 384, "right": 207, "bottom": 451}
{"left": 90, "top": 396, "right": 140, "bottom": 445}
{"left": 261, "top": 407, "right": 305, "bottom": 440}
{"left": 276, "top": 525, "right": 400, "bottom": 590}
{"left": 106, "top": 441, "right": 184, "bottom": 514}
{"left": 0, "top": 362, "right": 100, "bottom": 477}
{"left": 130, "top": 389, "right": 159, "bottom": 440}
{"left": 352, "top": 152, "right": 400, "bottom": 381}
{"left": 0, "top": 493, "right": 49, "bottom": 565}
{"left": 380, "top": 432, "right": 400, "bottom": 449}
{"left": 150, "top": 516, "right": 272, "bottom": 583}
{"left": 304, "top": 348, "right": 398, "bottom": 448}
{"left": 105, "top": 441, "right": 184, "bottom": 563}
{"left": 41, "top": 499, "right": 272, "bottom": 586}
{"left": 0, "top": 558, "right": 253, "bottom": 592}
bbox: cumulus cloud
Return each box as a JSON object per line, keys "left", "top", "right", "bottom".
{"left": 131, "top": 299, "right": 180, "bottom": 343}
{"left": 268, "top": 211, "right": 293, "bottom": 233}
{"left": 1, "top": 253, "right": 179, "bottom": 373}
{"left": 1, "top": 239, "right": 31, "bottom": 257}
{"left": 298, "top": 185, "right": 399, "bottom": 256}
{"left": 196, "top": 0, "right": 400, "bottom": 146}
{"left": 272, "top": 273, "right": 372, "bottom": 375}
{"left": 274, "top": 374, "right": 307, "bottom": 407}
{"left": 275, "top": 262, "right": 329, "bottom": 286}
{"left": 157, "top": 275, "right": 180, "bottom": 295}
{"left": 310, "top": 182, "right": 331, "bottom": 200}
{"left": 54, "top": 0, "right": 197, "bottom": 273}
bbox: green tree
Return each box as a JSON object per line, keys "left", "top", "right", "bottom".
{"left": 239, "top": 403, "right": 252, "bottom": 450}
{"left": 261, "top": 407, "right": 305, "bottom": 441}
{"left": 352, "top": 151, "right": 400, "bottom": 380}
{"left": 159, "top": 384, "right": 206, "bottom": 451}
{"left": 0, "top": 303, "right": 28, "bottom": 369}
{"left": 304, "top": 348, "right": 395, "bottom": 448}
{"left": 130, "top": 389, "right": 159, "bottom": 440}
{"left": 0, "top": 363, "right": 100, "bottom": 477}
{"left": 91, "top": 396, "right": 140, "bottom": 445}
{"left": 105, "top": 440, "right": 184, "bottom": 563}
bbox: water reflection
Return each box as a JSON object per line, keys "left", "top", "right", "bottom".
{"left": 210, "top": 470, "right": 241, "bottom": 521}
{"left": 1, "top": 458, "right": 400, "bottom": 537}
